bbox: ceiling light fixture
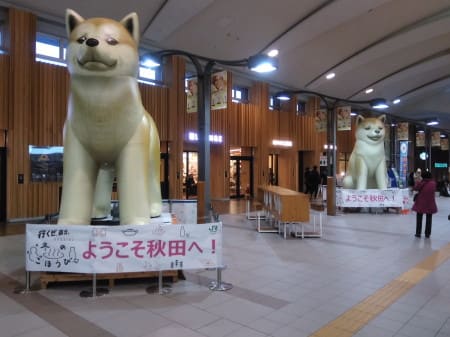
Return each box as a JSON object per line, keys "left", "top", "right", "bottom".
{"left": 365, "top": 88, "right": 374, "bottom": 94}
{"left": 325, "top": 72, "right": 335, "bottom": 80}
{"left": 267, "top": 49, "right": 279, "bottom": 57}
{"left": 393, "top": 98, "right": 401, "bottom": 104}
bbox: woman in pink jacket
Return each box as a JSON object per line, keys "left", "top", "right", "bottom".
{"left": 412, "top": 170, "right": 437, "bottom": 238}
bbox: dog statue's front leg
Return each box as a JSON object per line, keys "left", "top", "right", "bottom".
{"left": 375, "top": 161, "right": 388, "bottom": 189}
{"left": 58, "top": 126, "right": 98, "bottom": 225}
{"left": 116, "top": 122, "right": 151, "bottom": 225}
{"left": 355, "top": 157, "right": 368, "bottom": 190}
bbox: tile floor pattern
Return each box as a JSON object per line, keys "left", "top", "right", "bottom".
{"left": 1, "top": 198, "right": 450, "bottom": 337}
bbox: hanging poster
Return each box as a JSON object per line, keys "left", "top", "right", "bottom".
{"left": 416, "top": 132, "right": 425, "bottom": 147}
{"left": 336, "top": 106, "right": 351, "bottom": 131}
{"left": 186, "top": 77, "right": 198, "bottom": 113}
{"left": 441, "top": 138, "right": 449, "bottom": 151}
{"left": 211, "top": 71, "right": 227, "bottom": 110}
{"left": 315, "top": 109, "right": 327, "bottom": 132}
{"left": 397, "top": 122, "right": 409, "bottom": 140}
{"left": 431, "top": 131, "right": 441, "bottom": 147}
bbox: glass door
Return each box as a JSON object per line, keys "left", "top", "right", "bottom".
{"left": 230, "top": 156, "right": 253, "bottom": 199}
{"left": 182, "top": 151, "right": 198, "bottom": 199}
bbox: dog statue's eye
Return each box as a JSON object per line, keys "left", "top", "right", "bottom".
{"left": 365, "top": 126, "right": 371, "bottom": 130}
{"left": 77, "top": 36, "right": 87, "bottom": 44}
{"left": 106, "top": 38, "right": 118, "bottom": 45}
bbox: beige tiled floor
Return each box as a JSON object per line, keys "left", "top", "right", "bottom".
{"left": 1, "top": 198, "right": 450, "bottom": 337}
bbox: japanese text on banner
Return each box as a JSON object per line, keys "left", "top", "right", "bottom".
{"left": 25, "top": 223, "right": 222, "bottom": 274}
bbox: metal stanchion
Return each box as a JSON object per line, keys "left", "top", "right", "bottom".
{"left": 80, "top": 273, "right": 109, "bottom": 298}
{"left": 208, "top": 265, "right": 232, "bottom": 291}
{"left": 14, "top": 271, "right": 40, "bottom": 294}
{"left": 146, "top": 270, "right": 172, "bottom": 295}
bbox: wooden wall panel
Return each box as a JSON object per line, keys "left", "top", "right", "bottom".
{"left": 0, "top": 55, "right": 9, "bottom": 130}
{"left": 7, "top": 8, "right": 36, "bottom": 219}
{"left": 2, "top": 7, "right": 359, "bottom": 218}
{"left": 165, "top": 56, "right": 186, "bottom": 199}
{"left": 139, "top": 84, "right": 169, "bottom": 141}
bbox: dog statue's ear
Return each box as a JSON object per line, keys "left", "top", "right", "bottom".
{"left": 378, "top": 114, "right": 386, "bottom": 124}
{"left": 66, "top": 9, "right": 84, "bottom": 38}
{"left": 356, "top": 115, "right": 365, "bottom": 125}
{"left": 120, "top": 13, "right": 139, "bottom": 45}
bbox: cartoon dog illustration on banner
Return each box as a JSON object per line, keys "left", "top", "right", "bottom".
{"left": 58, "top": 9, "right": 162, "bottom": 225}
{"left": 343, "top": 115, "right": 388, "bottom": 190}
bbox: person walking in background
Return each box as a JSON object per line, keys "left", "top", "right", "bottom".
{"left": 412, "top": 170, "right": 437, "bottom": 238}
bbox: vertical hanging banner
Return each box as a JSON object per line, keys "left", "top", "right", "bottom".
{"left": 399, "top": 141, "right": 408, "bottom": 187}
{"left": 186, "top": 77, "right": 198, "bottom": 113}
{"left": 336, "top": 106, "right": 351, "bottom": 131}
{"left": 416, "top": 132, "right": 425, "bottom": 147}
{"left": 431, "top": 131, "right": 441, "bottom": 147}
{"left": 25, "top": 223, "right": 223, "bottom": 274}
{"left": 315, "top": 109, "right": 327, "bottom": 132}
{"left": 441, "top": 138, "right": 449, "bottom": 151}
{"left": 397, "top": 122, "right": 409, "bottom": 140}
{"left": 211, "top": 71, "right": 227, "bottom": 110}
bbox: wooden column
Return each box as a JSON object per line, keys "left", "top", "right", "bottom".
{"left": 165, "top": 56, "right": 186, "bottom": 200}
{"left": 7, "top": 8, "right": 36, "bottom": 219}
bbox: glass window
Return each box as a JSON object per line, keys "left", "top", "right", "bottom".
{"left": 138, "top": 67, "right": 157, "bottom": 83}
{"left": 269, "top": 96, "right": 275, "bottom": 110}
{"left": 0, "top": 22, "right": 4, "bottom": 54}
{"left": 231, "top": 86, "right": 248, "bottom": 103}
{"left": 297, "top": 101, "right": 306, "bottom": 115}
{"left": 35, "top": 32, "right": 67, "bottom": 67}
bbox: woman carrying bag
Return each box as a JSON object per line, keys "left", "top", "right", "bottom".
{"left": 412, "top": 170, "right": 437, "bottom": 238}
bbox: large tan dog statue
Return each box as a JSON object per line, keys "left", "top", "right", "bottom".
{"left": 342, "top": 115, "right": 388, "bottom": 190}
{"left": 58, "top": 9, "right": 162, "bottom": 225}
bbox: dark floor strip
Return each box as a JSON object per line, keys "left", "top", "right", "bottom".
{"left": 184, "top": 272, "right": 289, "bottom": 310}
{"left": 0, "top": 272, "right": 116, "bottom": 337}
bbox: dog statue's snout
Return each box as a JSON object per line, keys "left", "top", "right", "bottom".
{"left": 86, "top": 38, "right": 99, "bottom": 47}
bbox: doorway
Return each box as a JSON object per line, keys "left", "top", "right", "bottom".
{"left": 229, "top": 156, "right": 253, "bottom": 198}
{"left": 160, "top": 153, "right": 169, "bottom": 199}
{"left": 268, "top": 154, "right": 278, "bottom": 185}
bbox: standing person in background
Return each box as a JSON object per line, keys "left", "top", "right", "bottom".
{"left": 412, "top": 170, "right": 437, "bottom": 238}
{"left": 309, "top": 166, "right": 321, "bottom": 199}
{"left": 413, "top": 168, "right": 422, "bottom": 184}
{"left": 304, "top": 167, "right": 311, "bottom": 194}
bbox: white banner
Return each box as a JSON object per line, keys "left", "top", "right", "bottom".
{"left": 336, "top": 189, "right": 411, "bottom": 209}
{"left": 26, "top": 222, "right": 222, "bottom": 274}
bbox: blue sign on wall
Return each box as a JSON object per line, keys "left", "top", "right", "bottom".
{"left": 399, "top": 141, "right": 408, "bottom": 187}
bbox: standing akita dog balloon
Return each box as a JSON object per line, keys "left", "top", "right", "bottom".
{"left": 58, "top": 9, "right": 162, "bottom": 225}
{"left": 343, "top": 115, "right": 388, "bottom": 190}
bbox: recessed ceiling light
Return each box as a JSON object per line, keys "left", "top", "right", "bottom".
{"left": 325, "top": 72, "right": 335, "bottom": 80}
{"left": 365, "top": 88, "right": 374, "bottom": 94}
{"left": 267, "top": 49, "right": 279, "bottom": 57}
{"left": 393, "top": 98, "right": 401, "bottom": 104}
